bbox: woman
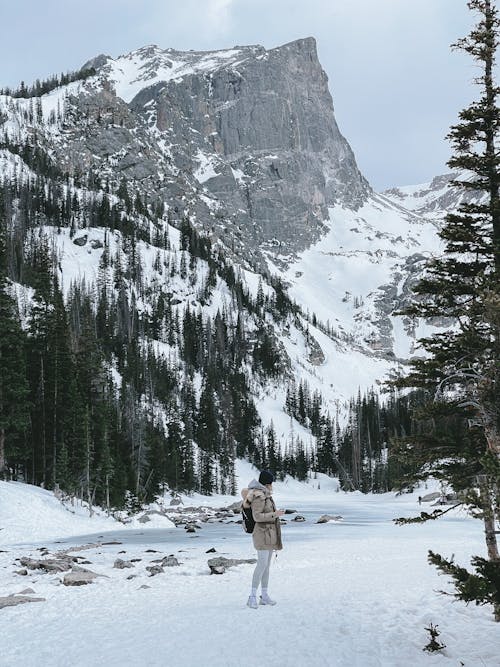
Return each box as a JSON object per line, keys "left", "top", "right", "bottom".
{"left": 241, "top": 470, "right": 284, "bottom": 609}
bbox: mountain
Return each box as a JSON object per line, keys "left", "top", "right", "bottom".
{"left": 0, "top": 38, "right": 443, "bottom": 499}
{"left": 383, "top": 171, "right": 485, "bottom": 221}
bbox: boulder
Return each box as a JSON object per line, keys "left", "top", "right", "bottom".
{"left": 161, "top": 556, "right": 180, "bottom": 567}
{"left": 207, "top": 556, "right": 256, "bottom": 574}
{"left": 284, "top": 509, "right": 297, "bottom": 515}
{"left": 63, "top": 568, "right": 100, "bottom": 586}
{"left": 0, "top": 595, "right": 45, "bottom": 609}
{"left": 114, "top": 558, "right": 134, "bottom": 569}
{"left": 316, "top": 514, "right": 343, "bottom": 524}
{"left": 293, "top": 515, "right": 306, "bottom": 522}
{"left": 73, "top": 235, "right": 88, "bottom": 246}
{"left": 421, "top": 492, "right": 441, "bottom": 502}
{"left": 146, "top": 565, "right": 164, "bottom": 577}
{"left": 226, "top": 501, "right": 242, "bottom": 511}
{"left": 206, "top": 547, "right": 217, "bottom": 553}
{"left": 19, "top": 556, "right": 72, "bottom": 573}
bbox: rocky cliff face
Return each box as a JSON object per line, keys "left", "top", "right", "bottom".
{"left": 62, "top": 38, "right": 370, "bottom": 256}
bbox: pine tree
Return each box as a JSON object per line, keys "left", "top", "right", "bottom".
{"left": 0, "top": 196, "right": 30, "bottom": 478}
{"left": 394, "top": 0, "right": 500, "bottom": 621}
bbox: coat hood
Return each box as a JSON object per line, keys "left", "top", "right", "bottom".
{"left": 248, "top": 478, "right": 267, "bottom": 491}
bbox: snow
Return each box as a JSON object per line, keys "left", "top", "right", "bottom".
{"left": 0, "top": 481, "right": 130, "bottom": 545}
{"left": 0, "top": 468, "right": 497, "bottom": 667}
{"left": 193, "top": 149, "right": 220, "bottom": 183}
{"left": 107, "top": 46, "right": 247, "bottom": 104}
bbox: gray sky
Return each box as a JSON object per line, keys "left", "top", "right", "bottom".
{"left": 1, "top": 0, "right": 476, "bottom": 190}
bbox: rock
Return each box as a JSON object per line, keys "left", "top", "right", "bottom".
{"left": 293, "top": 515, "right": 306, "bottom": 522}
{"left": 73, "top": 235, "right": 87, "bottom": 247}
{"left": 225, "top": 501, "right": 242, "bottom": 511}
{"left": 185, "top": 525, "right": 196, "bottom": 533}
{"left": 145, "top": 549, "right": 158, "bottom": 553}
{"left": 17, "top": 588, "right": 36, "bottom": 595}
{"left": 279, "top": 519, "right": 287, "bottom": 524}
{"left": 137, "top": 514, "right": 151, "bottom": 524}
{"left": 206, "top": 547, "right": 217, "bottom": 553}
{"left": 102, "top": 541, "right": 122, "bottom": 545}
{"left": 421, "top": 492, "right": 441, "bottom": 502}
{"left": 138, "top": 585, "right": 151, "bottom": 590}
{"left": 0, "top": 596, "right": 45, "bottom": 609}
{"left": 130, "top": 558, "right": 142, "bottom": 563}
{"left": 14, "top": 569, "right": 28, "bottom": 576}
{"left": 114, "top": 558, "right": 134, "bottom": 569}
{"left": 63, "top": 568, "right": 100, "bottom": 586}
{"left": 19, "top": 557, "right": 72, "bottom": 573}
{"left": 170, "top": 497, "right": 183, "bottom": 506}
{"left": 316, "top": 515, "right": 343, "bottom": 524}
{"left": 161, "top": 556, "right": 180, "bottom": 567}
{"left": 89, "top": 239, "right": 103, "bottom": 249}
{"left": 126, "top": 575, "right": 137, "bottom": 580}
{"left": 146, "top": 565, "right": 164, "bottom": 577}
{"left": 284, "top": 509, "right": 297, "bottom": 514}
{"left": 207, "top": 556, "right": 256, "bottom": 574}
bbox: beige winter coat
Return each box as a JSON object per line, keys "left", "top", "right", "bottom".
{"left": 241, "top": 482, "right": 283, "bottom": 551}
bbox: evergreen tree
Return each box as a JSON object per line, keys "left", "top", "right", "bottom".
{"left": 0, "top": 196, "right": 30, "bottom": 478}
{"left": 394, "top": 0, "right": 500, "bottom": 621}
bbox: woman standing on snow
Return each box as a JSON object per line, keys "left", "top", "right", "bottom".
{"left": 241, "top": 470, "right": 284, "bottom": 609}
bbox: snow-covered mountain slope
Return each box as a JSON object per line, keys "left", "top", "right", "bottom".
{"left": 275, "top": 194, "right": 442, "bottom": 362}
{"left": 383, "top": 171, "right": 485, "bottom": 221}
{"left": 0, "top": 38, "right": 450, "bottom": 461}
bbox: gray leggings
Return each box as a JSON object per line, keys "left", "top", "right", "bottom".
{"left": 251, "top": 549, "right": 273, "bottom": 590}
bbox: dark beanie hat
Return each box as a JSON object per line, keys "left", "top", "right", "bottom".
{"left": 259, "top": 469, "right": 274, "bottom": 485}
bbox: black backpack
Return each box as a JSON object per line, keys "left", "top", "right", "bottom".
{"left": 242, "top": 503, "right": 255, "bottom": 533}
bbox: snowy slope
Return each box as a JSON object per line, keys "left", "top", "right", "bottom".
{"left": 272, "top": 194, "right": 442, "bottom": 370}
{"left": 383, "top": 171, "right": 485, "bottom": 221}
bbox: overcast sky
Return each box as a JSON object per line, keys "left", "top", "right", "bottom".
{"left": 1, "top": 0, "right": 476, "bottom": 190}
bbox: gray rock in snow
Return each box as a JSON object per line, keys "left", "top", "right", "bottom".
{"left": 316, "top": 514, "right": 343, "bottom": 524}
{"left": 72, "top": 235, "right": 88, "bottom": 247}
{"left": 207, "top": 556, "right": 257, "bottom": 574}
{"left": 292, "top": 515, "right": 306, "bottom": 522}
{"left": 19, "top": 556, "right": 73, "bottom": 573}
{"left": 63, "top": 568, "right": 100, "bottom": 586}
{"left": 0, "top": 595, "right": 45, "bottom": 609}
{"left": 113, "top": 558, "right": 134, "bottom": 569}
{"left": 420, "top": 492, "right": 441, "bottom": 502}
{"left": 146, "top": 565, "right": 164, "bottom": 577}
{"left": 161, "top": 555, "right": 180, "bottom": 567}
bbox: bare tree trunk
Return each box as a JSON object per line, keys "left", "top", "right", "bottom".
{"left": 479, "top": 479, "right": 500, "bottom": 621}
{"left": 40, "top": 355, "right": 46, "bottom": 487}
{"left": 0, "top": 427, "right": 6, "bottom": 478}
{"left": 52, "top": 347, "right": 58, "bottom": 487}
{"left": 85, "top": 408, "right": 93, "bottom": 518}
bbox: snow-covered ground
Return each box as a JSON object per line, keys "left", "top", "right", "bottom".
{"left": 1, "top": 462, "right": 497, "bottom": 667}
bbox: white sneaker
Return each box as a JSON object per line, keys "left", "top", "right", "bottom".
{"left": 259, "top": 594, "right": 277, "bottom": 606}
{"left": 247, "top": 595, "right": 258, "bottom": 609}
